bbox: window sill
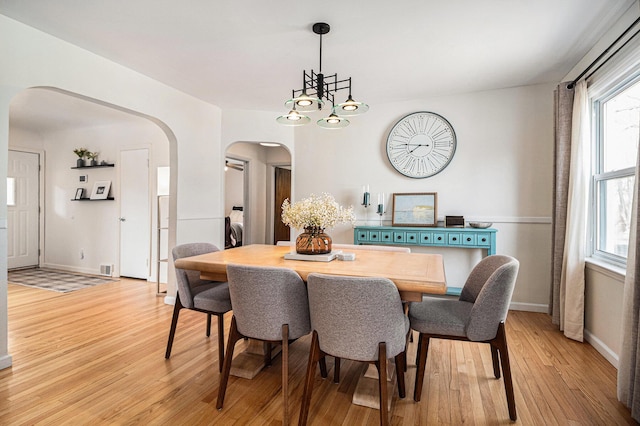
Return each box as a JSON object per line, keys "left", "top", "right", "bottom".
{"left": 585, "top": 257, "right": 625, "bottom": 282}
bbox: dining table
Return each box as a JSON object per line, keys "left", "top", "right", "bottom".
{"left": 173, "top": 243, "right": 448, "bottom": 410}
{"left": 174, "top": 243, "right": 447, "bottom": 302}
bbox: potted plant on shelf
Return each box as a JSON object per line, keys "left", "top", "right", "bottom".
{"left": 86, "top": 151, "right": 99, "bottom": 166}
{"left": 73, "top": 148, "right": 88, "bottom": 167}
{"left": 281, "top": 193, "right": 355, "bottom": 255}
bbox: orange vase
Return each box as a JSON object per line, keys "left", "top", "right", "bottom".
{"left": 295, "top": 226, "right": 332, "bottom": 255}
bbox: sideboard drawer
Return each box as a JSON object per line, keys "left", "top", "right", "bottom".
{"left": 368, "top": 231, "right": 381, "bottom": 242}
{"left": 432, "top": 233, "right": 446, "bottom": 245}
{"left": 381, "top": 231, "right": 392, "bottom": 242}
{"left": 419, "top": 232, "right": 432, "bottom": 244}
{"left": 405, "top": 232, "right": 419, "bottom": 244}
{"left": 477, "top": 234, "right": 491, "bottom": 246}
{"left": 462, "top": 234, "right": 477, "bottom": 246}
{"left": 447, "top": 233, "right": 462, "bottom": 245}
{"left": 393, "top": 232, "right": 406, "bottom": 243}
{"left": 356, "top": 230, "right": 368, "bottom": 242}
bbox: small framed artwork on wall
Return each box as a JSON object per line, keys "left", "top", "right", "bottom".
{"left": 391, "top": 192, "right": 438, "bottom": 227}
{"left": 90, "top": 181, "right": 111, "bottom": 200}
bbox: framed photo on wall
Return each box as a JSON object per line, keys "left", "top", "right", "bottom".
{"left": 391, "top": 192, "right": 438, "bottom": 227}
{"left": 90, "top": 181, "right": 111, "bottom": 200}
{"left": 74, "top": 188, "right": 84, "bottom": 200}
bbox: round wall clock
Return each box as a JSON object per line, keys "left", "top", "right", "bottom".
{"left": 386, "top": 111, "right": 457, "bottom": 178}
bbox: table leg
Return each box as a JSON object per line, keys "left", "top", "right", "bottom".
{"left": 230, "top": 340, "right": 281, "bottom": 379}
{"left": 352, "top": 360, "right": 395, "bottom": 410}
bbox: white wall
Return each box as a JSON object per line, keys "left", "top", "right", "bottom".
{"left": 0, "top": 15, "right": 224, "bottom": 369}
{"left": 10, "top": 115, "right": 169, "bottom": 279}
{"left": 293, "top": 83, "right": 555, "bottom": 309}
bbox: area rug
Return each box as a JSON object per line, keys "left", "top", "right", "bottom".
{"left": 8, "top": 268, "right": 117, "bottom": 293}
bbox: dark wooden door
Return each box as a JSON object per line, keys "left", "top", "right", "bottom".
{"left": 273, "top": 167, "right": 291, "bottom": 244}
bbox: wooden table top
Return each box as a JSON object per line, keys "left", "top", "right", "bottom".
{"left": 174, "top": 244, "right": 447, "bottom": 301}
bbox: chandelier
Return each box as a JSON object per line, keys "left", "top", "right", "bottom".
{"left": 276, "top": 22, "right": 369, "bottom": 129}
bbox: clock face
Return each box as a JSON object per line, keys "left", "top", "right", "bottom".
{"left": 386, "top": 112, "right": 457, "bottom": 178}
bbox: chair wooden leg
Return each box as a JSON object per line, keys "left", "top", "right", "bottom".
{"left": 216, "top": 316, "right": 242, "bottom": 410}
{"left": 265, "top": 342, "right": 273, "bottom": 367}
{"left": 299, "top": 330, "right": 322, "bottom": 426}
{"left": 395, "top": 350, "right": 406, "bottom": 399}
{"left": 165, "top": 295, "right": 183, "bottom": 359}
{"left": 282, "top": 324, "right": 290, "bottom": 426}
{"left": 319, "top": 356, "right": 328, "bottom": 379}
{"left": 493, "top": 322, "right": 517, "bottom": 421}
{"left": 377, "top": 343, "right": 389, "bottom": 426}
{"left": 490, "top": 343, "right": 500, "bottom": 379}
{"left": 206, "top": 313, "right": 212, "bottom": 337}
{"left": 333, "top": 357, "right": 340, "bottom": 383}
{"left": 217, "top": 313, "right": 225, "bottom": 373}
{"left": 415, "top": 331, "right": 422, "bottom": 367}
{"left": 414, "top": 333, "right": 430, "bottom": 401}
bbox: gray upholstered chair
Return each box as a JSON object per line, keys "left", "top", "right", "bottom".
{"left": 216, "top": 264, "right": 315, "bottom": 426}
{"left": 165, "top": 243, "right": 232, "bottom": 373}
{"left": 299, "top": 273, "right": 409, "bottom": 426}
{"left": 409, "top": 255, "right": 519, "bottom": 421}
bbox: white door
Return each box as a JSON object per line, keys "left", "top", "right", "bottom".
{"left": 119, "top": 148, "right": 150, "bottom": 279}
{"left": 7, "top": 150, "right": 40, "bottom": 269}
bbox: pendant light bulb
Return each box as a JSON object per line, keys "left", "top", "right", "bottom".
{"left": 276, "top": 106, "right": 311, "bottom": 126}
{"left": 317, "top": 110, "right": 349, "bottom": 129}
{"left": 336, "top": 95, "right": 369, "bottom": 116}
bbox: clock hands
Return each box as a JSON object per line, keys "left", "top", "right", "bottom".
{"left": 409, "top": 143, "right": 430, "bottom": 153}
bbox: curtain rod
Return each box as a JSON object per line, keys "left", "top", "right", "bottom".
{"left": 568, "top": 15, "right": 640, "bottom": 89}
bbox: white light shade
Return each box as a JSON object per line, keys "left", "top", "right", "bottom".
{"left": 317, "top": 112, "right": 349, "bottom": 129}
{"left": 285, "top": 91, "right": 323, "bottom": 112}
{"left": 276, "top": 108, "right": 311, "bottom": 126}
{"left": 157, "top": 166, "right": 170, "bottom": 196}
{"left": 336, "top": 95, "right": 369, "bottom": 116}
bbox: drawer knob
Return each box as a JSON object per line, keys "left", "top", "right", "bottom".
{"left": 437, "top": 237, "right": 442, "bottom": 241}
{"left": 466, "top": 237, "right": 471, "bottom": 242}
{"left": 452, "top": 237, "right": 457, "bottom": 241}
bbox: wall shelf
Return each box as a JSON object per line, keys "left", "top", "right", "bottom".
{"left": 71, "top": 197, "right": 115, "bottom": 201}
{"left": 71, "top": 163, "right": 115, "bottom": 169}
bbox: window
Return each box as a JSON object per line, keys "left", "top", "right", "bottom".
{"left": 591, "top": 78, "right": 640, "bottom": 265}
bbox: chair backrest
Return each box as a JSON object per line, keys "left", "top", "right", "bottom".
{"left": 275, "top": 241, "right": 411, "bottom": 253}
{"left": 306, "top": 273, "right": 407, "bottom": 362}
{"left": 226, "top": 264, "right": 311, "bottom": 341}
{"left": 461, "top": 255, "right": 520, "bottom": 341}
{"left": 172, "top": 242, "right": 220, "bottom": 309}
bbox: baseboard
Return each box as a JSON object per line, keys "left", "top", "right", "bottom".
{"left": 584, "top": 329, "right": 619, "bottom": 368}
{"left": 0, "top": 354, "right": 13, "bottom": 370}
{"left": 509, "top": 302, "right": 548, "bottom": 313}
{"left": 164, "top": 295, "right": 176, "bottom": 306}
{"left": 40, "top": 263, "right": 101, "bottom": 276}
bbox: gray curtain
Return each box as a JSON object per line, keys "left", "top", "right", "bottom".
{"left": 618, "top": 142, "right": 640, "bottom": 422}
{"left": 550, "top": 82, "right": 575, "bottom": 325}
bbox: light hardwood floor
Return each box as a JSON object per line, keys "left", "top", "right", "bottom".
{"left": 1, "top": 278, "right": 635, "bottom": 425}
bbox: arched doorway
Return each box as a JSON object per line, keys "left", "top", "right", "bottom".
{"left": 224, "top": 142, "right": 291, "bottom": 246}
{"left": 8, "top": 87, "right": 174, "bottom": 284}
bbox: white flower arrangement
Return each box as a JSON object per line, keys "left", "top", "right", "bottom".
{"left": 281, "top": 193, "right": 355, "bottom": 230}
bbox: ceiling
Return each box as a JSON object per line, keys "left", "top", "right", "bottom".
{"left": 1, "top": 0, "right": 636, "bottom": 130}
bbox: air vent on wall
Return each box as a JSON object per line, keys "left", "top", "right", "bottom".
{"left": 100, "top": 264, "right": 113, "bottom": 277}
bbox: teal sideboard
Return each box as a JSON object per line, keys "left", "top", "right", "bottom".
{"left": 353, "top": 225, "right": 497, "bottom": 255}
{"left": 353, "top": 225, "right": 497, "bottom": 296}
